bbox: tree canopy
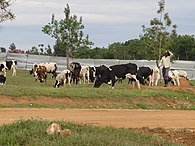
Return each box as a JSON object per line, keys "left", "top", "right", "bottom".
{"left": 42, "top": 4, "right": 93, "bottom": 67}
{"left": 0, "top": 0, "right": 15, "bottom": 23}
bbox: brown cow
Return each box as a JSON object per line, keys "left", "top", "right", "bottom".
{"left": 36, "top": 66, "right": 47, "bottom": 83}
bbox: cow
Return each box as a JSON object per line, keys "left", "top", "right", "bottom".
{"left": 135, "top": 67, "right": 153, "bottom": 85}
{"left": 0, "top": 75, "right": 6, "bottom": 85}
{"left": 69, "top": 62, "right": 81, "bottom": 84}
{"left": 89, "top": 66, "right": 96, "bottom": 83}
{"left": 54, "top": 70, "right": 71, "bottom": 88}
{"left": 79, "top": 65, "right": 90, "bottom": 84}
{"left": 173, "top": 69, "right": 188, "bottom": 80}
{"left": 168, "top": 70, "right": 180, "bottom": 86}
{"left": 168, "top": 69, "right": 189, "bottom": 86}
{"left": 150, "top": 66, "right": 161, "bottom": 86}
{"left": 0, "top": 60, "right": 17, "bottom": 76}
{"left": 30, "top": 62, "right": 57, "bottom": 78}
{"left": 94, "top": 63, "right": 140, "bottom": 89}
{"left": 36, "top": 66, "right": 47, "bottom": 83}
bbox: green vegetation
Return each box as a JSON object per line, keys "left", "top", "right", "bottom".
{"left": 0, "top": 119, "right": 180, "bottom": 146}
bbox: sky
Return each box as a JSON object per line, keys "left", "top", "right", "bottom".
{"left": 0, "top": 0, "right": 195, "bottom": 51}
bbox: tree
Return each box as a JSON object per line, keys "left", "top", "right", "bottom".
{"left": 140, "top": 0, "right": 177, "bottom": 61}
{"left": 0, "top": 0, "right": 15, "bottom": 23}
{"left": 8, "top": 42, "right": 16, "bottom": 52}
{"left": 0, "top": 47, "right": 6, "bottom": 52}
{"left": 172, "top": 35, "right": 195, "bottom": 60}
{"left": 45, "top": 45, "right": 53, "bottom": 55}
{"left": 42, "top": 4, "right": 93, "bottom": 68}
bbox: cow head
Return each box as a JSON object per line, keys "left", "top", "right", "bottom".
{"left": 30, "top": 64, "right": 38, "bottom": 77}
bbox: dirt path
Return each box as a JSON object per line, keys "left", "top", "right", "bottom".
{"left": 1, "top": 108, "right": 195, "bottom": 129}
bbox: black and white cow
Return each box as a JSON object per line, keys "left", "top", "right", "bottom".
{"left": 69, "top": 62, "right": 82, "bottom": 84}
{"left": 135, "top": 66, "right": 153, "bottom": 85}
{"left": 0, "top": 60, "right": 17, "bottom": 76}
{"left": 54, "top": 70, "right": 71, "bottom": 88}
{"left": 168, "top": 69, "right": 189, "bottom": 86}
{"left": 0, "top": 75, "right": 6, "bottom": 85}
{"left": 89, "top": 66, "right": 96, "bottom": 83}
{"left": 94, "top": 63, "right": 140, "bottom": 89}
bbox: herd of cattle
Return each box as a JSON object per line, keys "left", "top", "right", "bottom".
{"left": 0, "top": 60, "right": 189, "bottom": 89}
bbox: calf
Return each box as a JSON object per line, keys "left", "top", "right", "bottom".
{"left": 0, "top": 75, "right": 6, "bottom": 85}
{"left": 54, "top": 70, "right": 71, "bottom": 88}
{"left": 36, "top": 66, "right": 47, "bottom": 83}
{"left": 94, "top": 63, "right": 140, "bottom": 89}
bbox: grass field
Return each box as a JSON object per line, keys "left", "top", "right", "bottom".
{"left": 0, "top": 69, "right": 195, "bottom": 110}
{"left": 0, "top": 69, "right": 192, "bottom": 146}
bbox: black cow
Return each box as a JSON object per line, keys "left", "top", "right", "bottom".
{"left": 69, "top": 62, "right": 81, "bottom": 84}
{"left": 94, "top": 63, "right": 140, "bottom": 89}
{"left": 136, "top": 67, "right": 153, "bottom": 85}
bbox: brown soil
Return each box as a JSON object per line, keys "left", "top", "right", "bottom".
{"left": 0, "top": 82, "right": 195, "bottom": 146}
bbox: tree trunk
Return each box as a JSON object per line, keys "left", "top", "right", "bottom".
{"left": 66, "top": 48, "right": 70, "bottom": 69}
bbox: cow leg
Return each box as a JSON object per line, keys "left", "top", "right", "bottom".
{"left": 12, "top": 66, "right": 16, "bottom": 76}
{"left": 176, "top": 77, "right": 180, "bottom": 86}
{"left": 148, "top": 75, "right": 152, "bottom": 86}
{"left": 131, "top": 75, "right": 140, "bottom": 90}
{"left": 86, "top": 71, "right": 90, "bottom": 84}
{"left": 67, "top": 76, "right": 71, "bottom": 86}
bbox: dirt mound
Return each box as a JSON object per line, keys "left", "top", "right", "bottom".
{"left": 179, "top": 77, "right": 190, "bottom": 87}
{"left": 133, "top": 127, "right": 195, "bottom": 146}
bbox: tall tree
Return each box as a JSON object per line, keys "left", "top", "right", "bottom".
{"left": 42, "top": 4, "right": 93, "bottom": 68}
{"left": 0, "top": 0, "right": 15, "bottom": 23}
{"left": 140, "top": 0, "right": 177, "bottom": 61}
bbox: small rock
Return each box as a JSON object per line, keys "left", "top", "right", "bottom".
{"left": 46, "top": 123, "right": 61, "bottom": 135}
{"left": 60, "top": 129, "right": 72, "bottom": 135}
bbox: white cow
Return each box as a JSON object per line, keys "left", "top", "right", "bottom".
{"left": 79, "top": 65, "right": 90, "bottom": 84}
{"left": 168, "top": 70, "right": 180, "bottom": 86}
{"left": 169, "top": 69, "right": 189, "bottom": 86}
{"left": 54, "top": 70, "right": 71, "bottom": 88}
{"left": 150, "top": 66, "right": 161, "bottom": 86}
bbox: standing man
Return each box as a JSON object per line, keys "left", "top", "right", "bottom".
{"left": 159, "top": 51, "right": 173, "bottom": 87}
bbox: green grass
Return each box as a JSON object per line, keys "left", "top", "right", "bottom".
{"left": 0, "top": 119, "right": 180, "bottom": 146}
{"left": 1, "top": 69, "right": 194, "bottom": 98}
{"left": 0, "top": 69, "right": 195, "bottom": 110}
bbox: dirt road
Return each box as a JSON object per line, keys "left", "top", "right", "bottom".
{"left": 0, "top": 108, "right": 195, "bottom": 129}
